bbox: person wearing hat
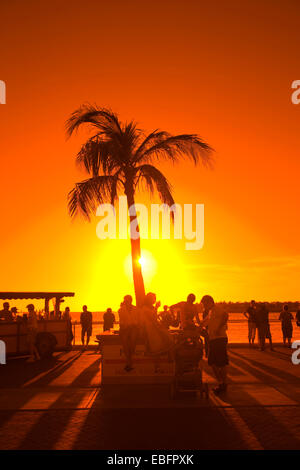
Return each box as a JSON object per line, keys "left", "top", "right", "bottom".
{"left": 26, "top": 304, "right": 40, "bottom": 362}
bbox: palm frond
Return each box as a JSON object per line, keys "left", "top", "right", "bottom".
{"left": 135, "top": 164, "right": 175, "bottom": 207}
{"left": 66, "top": 104, "right": 214, "bottom": 227}
{"left": 76, "top": 137, "right": 120, "bottom": 175}
{"left": 65, "top": 104, "right": 122, "bottom": 138}
{"left": 68, "top": 174, "right": 120, "bottom": 220}
{"left": 133, "top": 130, "right": 170, "bottom": 162}
{"left": 137, "top": 134, "right": 213, "bottom": 166}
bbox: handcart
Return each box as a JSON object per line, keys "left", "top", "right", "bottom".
{"left": 170, "top": 329, "right": 209, "bottom": 399}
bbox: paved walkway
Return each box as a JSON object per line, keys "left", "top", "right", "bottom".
{"left": 0, "top": 346, "right": 300, "bottom": 449}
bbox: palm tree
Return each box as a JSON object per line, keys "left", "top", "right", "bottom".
{"left": 66, "top": 105, "right": 213, "bottom": 306}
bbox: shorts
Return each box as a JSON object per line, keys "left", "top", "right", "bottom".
{"left": 208, "top": 337, "right": 229, "bottom": 367}
{"left": 282, "top": 325, "right": 293, "bottom": 339}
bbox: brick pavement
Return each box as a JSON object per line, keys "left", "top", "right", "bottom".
{"left": 0, "top": 346, "right": 299, "bottom": 450}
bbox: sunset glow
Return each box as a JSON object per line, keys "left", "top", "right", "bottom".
{"left": 0, "top": 0, "right": 299, "bottom": 310}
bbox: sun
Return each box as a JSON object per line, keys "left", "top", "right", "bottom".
{"left": 138, "top": 256, "right": 146, "bottom": 268}
{"left": 124, "top": 249, "right": 157, "bottom": 280}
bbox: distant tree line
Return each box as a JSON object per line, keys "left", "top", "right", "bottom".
{"left": 216, "top": 301, "right": 300, "bottom": 313}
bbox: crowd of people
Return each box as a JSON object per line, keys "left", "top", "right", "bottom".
{"left": 112, "top": 292, "right": 229, "bottom": 395}
{"left": 244, "top": 300, "right": 300, "bottom": 349}
{"left": 0, "top": 302, "right": 74, "bottom": 362}
{"left": 99, "top": 295, "right": 300, "bottom": 394}
{"left": 1, "top": 298, "right": 300, "bottom": 387}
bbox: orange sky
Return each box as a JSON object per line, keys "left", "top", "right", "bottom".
{"left": 0, "top": 0, "right": 300, "bottom": 310}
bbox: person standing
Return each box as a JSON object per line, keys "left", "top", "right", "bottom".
{"left": 170, "top": 294, "right": 201, "bottom": 331}
{"left": 26, "top": 304, "right": 40, "bottom": 362}
{"left": 295, "top": 305, "right": 300, "bottom": 327}
{"left": 243, "top": 300, "right": 257, "bottom": 346}
{"left": 201, "top": 301, "right": 210, "bottom": 358}
{"left": 200, "top": 295, "right": 229, "bottom": 395}
{"left": 103, "top": 308, "right": 115, "bottom": 332}
{"left": 118, "top": 295, "right": 139, "bottom": 372}
{"left": 158, "top": 305, "right": 176, "bottom": 329}
{"left": 256, "top": 303, "right": 274, "bottom": 351}
{"left": 0, "top": 302, "right": 13, "bottom": 321}
{"left": 80, "top": 305, "right": 93, "bottom": 349}
{"left": 279, "top": 305, "right": 293, "bottom": 347}
{"left": 63, "top": 306, "right": 74, "bottom": 348}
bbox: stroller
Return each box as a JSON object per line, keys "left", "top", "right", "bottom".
{"left": 170, "top": 328, "right": 209, "bottom": 399}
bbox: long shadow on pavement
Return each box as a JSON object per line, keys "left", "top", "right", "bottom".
{"left": 17, "top": 355, "right": 100, "bottom": 450}
{"left": 0, "top": 352, "right": 83, "bottom": 429}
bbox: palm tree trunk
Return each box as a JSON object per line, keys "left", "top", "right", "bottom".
{"left": 125, "top": 187, "right": 146, "bottom": 306}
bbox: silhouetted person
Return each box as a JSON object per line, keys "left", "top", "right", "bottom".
{"left": 26, "top": 304, "right": 40, "bottom": 362}
{"left": 63, "top": 306, "right": 73, "bottom": 348}
{"left": 279, "top": 304, "right": 293, "bottom": 347}
{"left": 243, "top": 300, "right": 257, "bottom": 346}
{"left": 118, "top": 295, "right": 139, "bottom": 372}
{"left": 201, "top": 295, "right": 229, "bottom": 395}
{"left": 170, "top": 294, "right": 201, "bottom": 330}
{"left": 158, "top": 305, "right": 175, "bottom": 329}
{"left": 256, "top": 303, "right": 273, "bottom": 351}
{"left": 80, "top": 305, "right": 93, "bottom": 349}
{"left": 50, "top": 309, "right": 62, "bottom": 320}
{"left": 296, "top": 305, "right": 300, "bottom": 327}
{"left": 141, "top": 293, "right": 173, "bottom": 370}
{"left": 201, "top": 301, "right": 210, "bottom": 358}
{"left": 11, "top": 307, "right": 18, "bottom": 320}
{"left": 0, "top": 302, "right": 13, "bottom": 321}
{"left": 103, "top": 308, "right": 115, "bottom": 332}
